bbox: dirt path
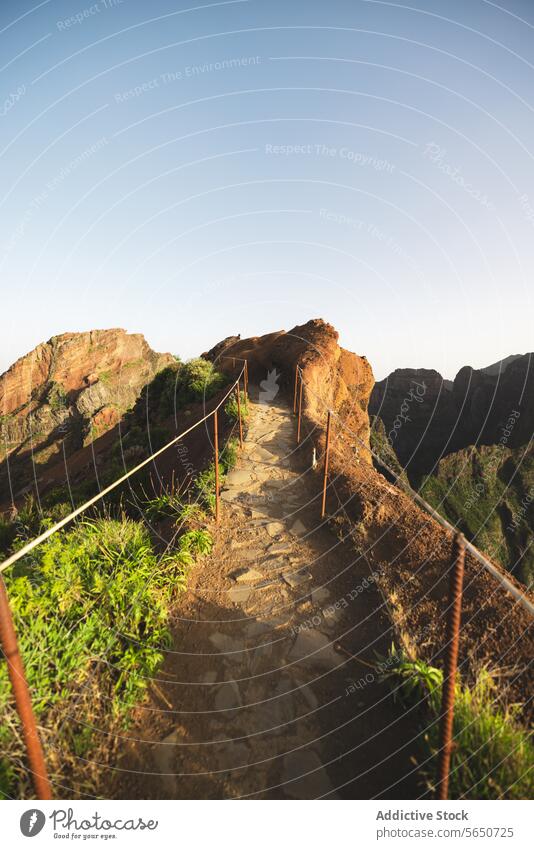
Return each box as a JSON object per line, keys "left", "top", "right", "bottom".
{"left": 110, "top": 389, "right": 420, "bottom": 799}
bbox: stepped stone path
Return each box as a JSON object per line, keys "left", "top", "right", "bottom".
{"left": 112, "top": 390, "right": 419, "bottom": 799}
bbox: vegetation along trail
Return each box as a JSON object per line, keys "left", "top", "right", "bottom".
{"left": 110, "top": 386, "right": 420, "bottom": 799}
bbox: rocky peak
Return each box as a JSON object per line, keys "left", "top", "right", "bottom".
{"left": 202, "top": 334, "right": 241, "bottom": 363}
{"left": 209, "top": 318, "right": 375, "bottom": 462}
{"left": 0, "top": 330, "right": 174, "bottom": 496}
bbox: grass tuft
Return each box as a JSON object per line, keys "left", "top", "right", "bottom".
{"left": 225, "top": 390, "right": 249, "bottom": 422}
{"left": 0, "top": 517, "right": 187, "bottom": 797}
{"left": 380, "top": 651, "right": 534, "bottom": 799}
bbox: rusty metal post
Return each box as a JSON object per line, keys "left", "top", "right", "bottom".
{"left": 321, "top": 411, "right": 332, "bottom": 518}
{"left": 0, "top": 577, "right": 52, "bottom": 799}
{"left": 236, "top": 379, "right": 243, "bottom": 449}
{"left": 244, "top": 361, "right": 249, "bottom": 400}
{"left": 296, "top": 376, "right": 304, "bottom": 444}
{"left": 436, "top": 533, "right": 466, "bottom": 800}
{"left": 293, "top": 366, "right": 299, "bottom": 413}
{"left": 213, "top": 410, "right": 220, "bottom": 523}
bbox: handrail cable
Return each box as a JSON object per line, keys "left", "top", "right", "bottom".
{"left": 296, "top": 366, "right": 534, "bottom": 618}
{"left": 0, "top": 365, "right": 245, "bottom": 576}
{"left": 220, "top": 354, "right": 247, "bottom": 361}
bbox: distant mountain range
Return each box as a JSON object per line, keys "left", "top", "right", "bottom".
{"left": 479, "top": 354, "right": 524, "bottom": 376}
{"left": 2, "top": 330, "right": 531, "bottom": 589}
{"left": 370, "top": 353, "right": 533, "bottom": 586}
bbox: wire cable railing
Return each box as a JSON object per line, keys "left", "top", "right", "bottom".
{"left": 0, "top": 362, "right": 247, "bottom": 800}
{"left": 0, "top": 366, "right": 245, "bottom": 576}
{"left": 1, "top": 354, "right": 530, "bottom": 803}
{"left": 292, "top": 362, "right": 533, "bottom": 800}
{"left": 294, "top": 365, "right": 534, "bottom": 618}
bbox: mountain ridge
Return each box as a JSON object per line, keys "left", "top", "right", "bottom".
{"left": 0, "top": 328, "right": 174, "bottom": 501}
{"left": 370, "top": 353, "right": 534, "bottom": 586}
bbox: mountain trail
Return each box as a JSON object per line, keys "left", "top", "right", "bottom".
{"left": 111, "top": 388, "right": 419, "bottom": 799}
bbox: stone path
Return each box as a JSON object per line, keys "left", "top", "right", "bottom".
{"left": 112, "top": 390, "right": 419, "bottom": 799}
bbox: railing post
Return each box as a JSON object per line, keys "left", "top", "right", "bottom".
{"left": 213, "top": 410, "right": 220, "bottom": 523}
{"left": 293, "top": 365, "right": 299, "bottom": 413}
{"left": 0, "top": 577, "right": 52, "bottom": 800}
{"left": 236, "top": 379, "right": 243, "bottom": 449}
{"left": 296, "top": 375, "right": 303, "bottom": 444}
{"left": 436, "top": 533, "right": 466, "bottom": 800}
{"left": 244, "top": 361, "right": 249, "bottom": 401}
{"left": 321, "top": 410, "right": 332, "bottom": 518}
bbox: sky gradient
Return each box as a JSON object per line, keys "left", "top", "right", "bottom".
{"left": 1, "top": 0, "right": 533, "bottom": 379}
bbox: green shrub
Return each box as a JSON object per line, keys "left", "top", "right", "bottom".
{"left": 179, "top": 528, "right": 213, "bottom": 557}
{"left": 381, "top": 651, "right": 534, "bottom": 799}
{"left": 193, "top": 433, "right": 240, "bottom": 512}
{"left": 47, "top": 382, "right": 68, "bottom": 411}
{"left": 220, "top": 438, "right": 239, "bottom": 473}
{"left": 143, "top": 364, "right": 181, "bottom": 418}
{"left": 175, "top": 503, "right": 206, "bottom": 526}
{"left": 8, "top": 519, "right": 182, "bottom": 699}
{"left": 0, "top": 355, "right": 234, "bottom": 796}
{"left": 225, "top": 390, "right": 249, "bottom": 422}
{"left": 196, "top": 463, "right": 217, "bottom": 512}
{"left": 11, "top": 494, "right": 43, "bottom": 539}
{"left": 176, "top": 358, "right": 228, "bottom": 405}
{"left": 142, "top": 490, "right": 184, "bottom": 522}
{"left": 132, "top": 359, "right": 228, "bottom": 423}
{"left": 0, "top": 517, "right": 187, "bottom": 797}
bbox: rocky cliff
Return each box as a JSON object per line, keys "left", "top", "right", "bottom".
{"left": 206, "top": 318, "right": 375, "bottom": 463}
{"left": 370, "top": 355, "right": 533, "bottom": 481}
{"left": 369, "top": 368, "right": 455, "bottom": 478}
{"left": 369, "top": 354, "right": 534, "bottom": 587}
{"left": 0, "top": 330, "right": 174, "bottom": 501}
{"left": 209, "top": 321, "right": 532, "bottom": 706}
{"left": 2, "top": 320, "right": 532, "bottom": 705}
{"left": 452, "top": 354, "right": 533, "bottom": 448}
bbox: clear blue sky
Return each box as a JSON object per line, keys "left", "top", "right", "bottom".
{"left": 1, "top": 0, "right": 533, "bottom": 380}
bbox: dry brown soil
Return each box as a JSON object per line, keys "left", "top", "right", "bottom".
{"left": 107, "top": 389, "right": 422, "bottom": 800}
